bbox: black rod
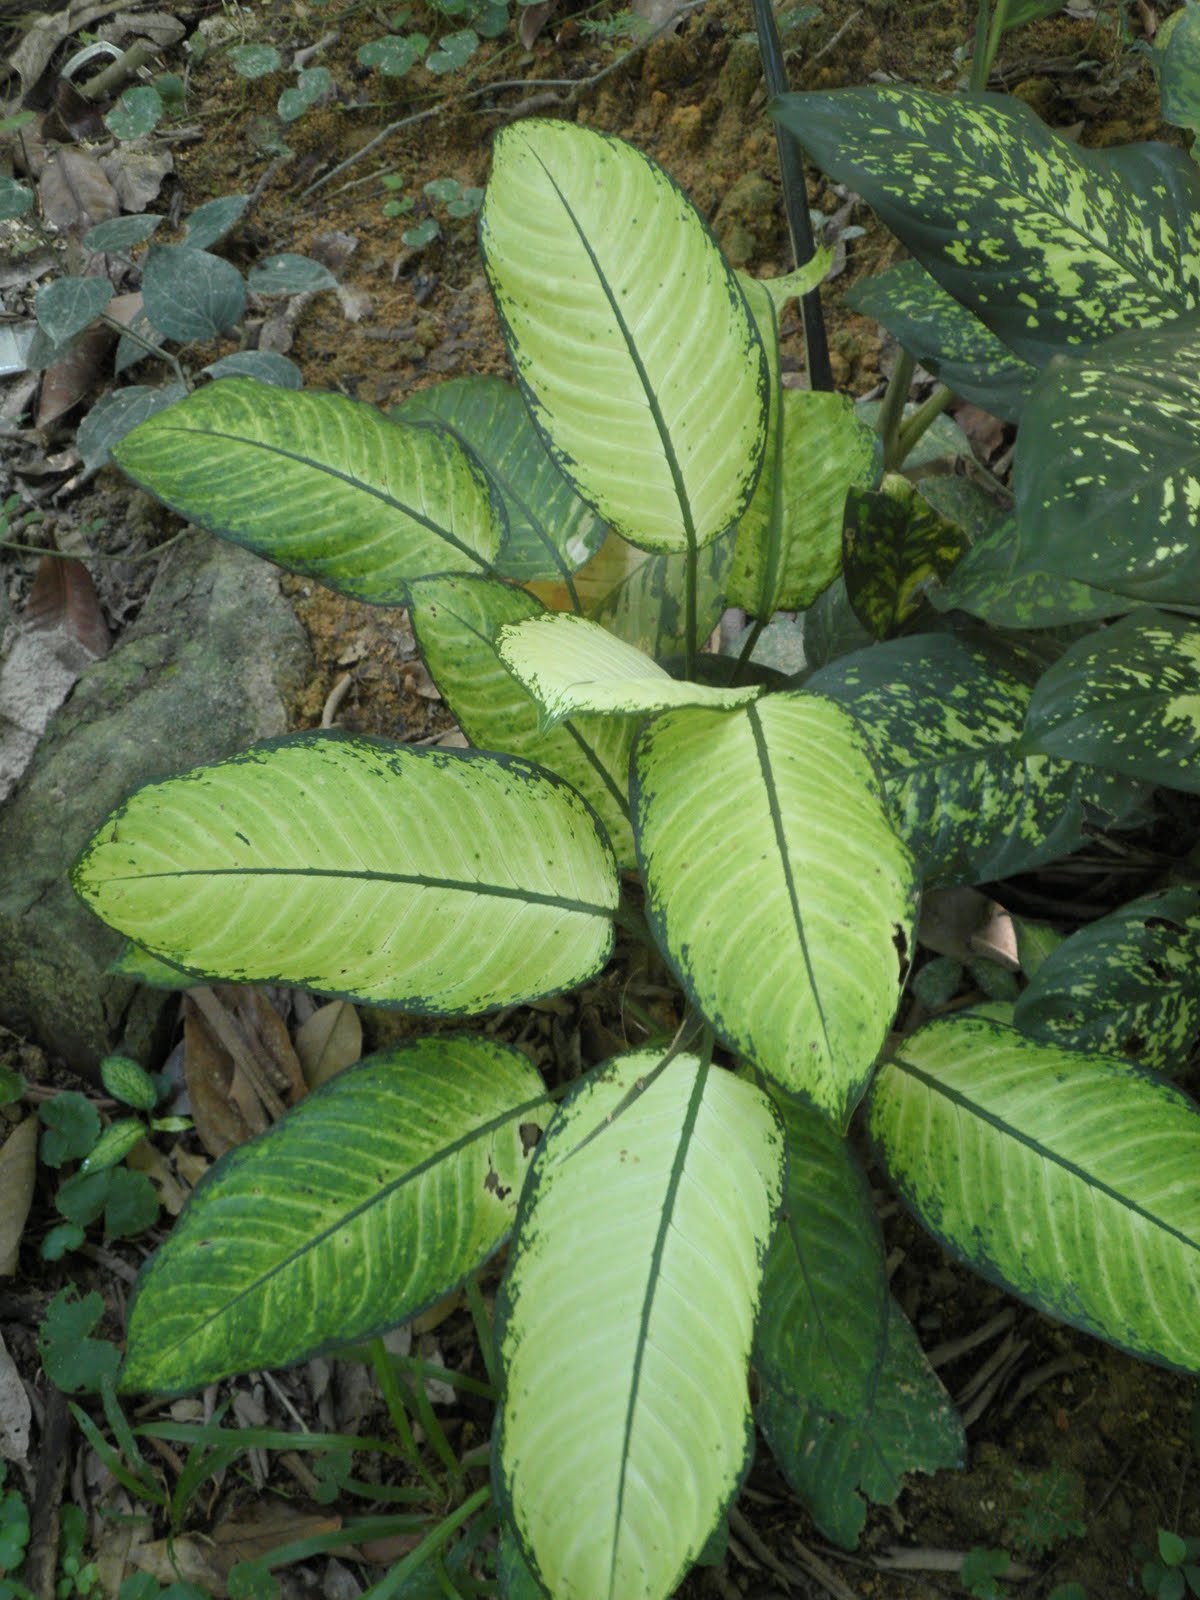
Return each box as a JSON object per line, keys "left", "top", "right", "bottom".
{"left": 751, "top": 0, "right": 834, "bottom": 392}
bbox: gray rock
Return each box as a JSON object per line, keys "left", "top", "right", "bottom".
{"left": 0, "top": 533, "right": 311, "bottom": 1077}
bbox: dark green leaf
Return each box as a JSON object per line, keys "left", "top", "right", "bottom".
{"left": 104, "top": 1167, "right": 159, "bottom": 1237}
{"left": 278, "top": 66, "right": 332, "bottom": 121}
{"left": 56, "top": 1170, "right": 111, "bottom": 1226}
{"left": 38, "top": 1092, "right": 100, "bottom": 1168}
{"left": 792, "top": 578, "right": 873, "bottom": 676}
{"left": 229, "top": 44, "right": 281, "bottom": 78}
{"left": 1156, "top": 3, "right": 1200, "bottom": 135}
{"left": 78, "top": 384, "right": 189, "bottom": 476}
{"left": 843, "top": 474, "right": 968, "bottom": 639}
{"left": 806, "top": 630, "right": 1144, "bottom": 886}
{"left": 203, "top": 351, "right": 303, "bottom": 388}
{"left": 104, "top": 86, "right": 162, "bottom": 141}
{"left": 83, "top": 215, "right": 162, "bottom": 252}
{"left": 1014, "top": 887, "right": 1200, "bottom": 1075}
{"left": 758, "top": 1298, "right": 963, "bottom": 1549}
{"left": 847, "top": 261, "right": 1036, "bottom": 422}
{"left": 771, "top": 86, "right": 1200, "bottom": 365}
{"left": 37, "top": 1288, "right": 121, "bottom": 1392}
{"left": 393, "top": 376, "right": 605, "bottom": 584}
{"left": 246, "top": 255, "right": 337, "bottom": 295}
{"left": 0, "top": 1066, "right": 22, "bottom": 1106}
{"left": 0, "top": 177, "right": 33, "bottom": 220}
{"left": 100, "top": 1055, "right": 158, "bottom": 1111}
{"left": 142, "top": 245, "right": 246, "bottom": 342}
{"left": 402, "top": 218, "right": 440, "bottom": 249}
{"left": 35, "top": 276, "right": 112, "bottom": 346}
{"left": 357, "top": 35, "right": 420, "bottom": 74}
{"left": 1022, "top": 608, "right": 1200, "bottom": 790}
{"left": 754, "top": 1094, "right": 888, "bottom": 1416}
{"left": 426, "top": 29, "right": 477, "bottom": 71}
{"left": 183, "top": 194, "right": 249, "bottom": 251}
{"left": 932, "top": 514, "right": 1131, "bottom": 628}
{"left": 1013, "top": 316, "right": 1200, "bottom": 606}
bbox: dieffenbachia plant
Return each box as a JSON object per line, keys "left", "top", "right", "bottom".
{"left": 70, "top": 92, "right": 1200, "bottom": 1597}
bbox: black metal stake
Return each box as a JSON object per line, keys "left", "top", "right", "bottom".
{"left": 751, "top": 0, "right": 834, "bottom": 393}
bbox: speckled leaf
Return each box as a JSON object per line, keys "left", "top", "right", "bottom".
{"left": 868, "top": 1014, "right": 1200, "bottom": 1373}
{"left": 481, "top": 119, "right": 768, "bottom": 554}
{"left": 772, "top": 87, "right": 1200, "bottom": 366}
{"left": 108, "top": 942, "right": 192, "bottom": 988}
{"left": 806, "top": 631, "right": 1143, "bottom": 887}
{"left": 932, "top": 514, "right": 1131, "bottom": 628}
{"left": 1021, "top": 608, "right": 1200, "bottom": 790}
{"left": 632, "top": 695, "right": 917, "bottom": 1125}
{"left": 529, "top": 529, "right": 736, "bottom": 659}
{"left": 72, "top": 732, "right": 618, "bottom": 1013}
{"left": 758, "top": 1297, "right": 963, "bottom": 1550}
{"left": 496, "top": 1051, "right": 784, "bottom": 1600}
{"left": 1156, "top": 1, "right": 1200, "bottom": 137}
{"left": 727, "top": 276, "right": 877, "bottom": 616}
{"left": 497, "top": 612, "right": 760, "bottom": 726}
{"left": 120, "top": 1036, "right": 548, "bottom": 1392}
{"left": 1014, "top": 887, "right": 1200, "bottom": 1075}
{"left": 394, "top": 376, "right": 605, "bottom": 586}
{"left": 847, "top": 261, "right": 1036, "bottom": 422}
{"left": 113, "top": 379, "right": 504, "bottom": 604}
{"left": 1013, "top": 317, "right": 1200, "bottom": 605}
{"left": 408, "top": 574, "right": 635, "bottom": 866}
{"left": 842, "top": 474, "right": 969, "bottom": 640}
{"left": 753, "top": 1092, "right": 888, "bottom": 1417}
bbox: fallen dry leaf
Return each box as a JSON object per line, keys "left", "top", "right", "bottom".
{"left": 38, "top": 148, "right": 120, "bottom": 235}
{"left": 99, "top": 146, "right": 173, "bottom": 212}
{"left": 36, "top": 324, "right": 115, "bottom": 429}
{"left": 127, "top": 1535, "right": 227, "bottom": 1597}
{"left": 125, "top": 1139, "right": 190, "bottom": 1216}
{"left": 184, "top": 986, "right": 306, "bottom": 1157}
{"left": 519, "top": 0, "right": 557, "bottom": 48}
{"left": 0, "top": 1330, "right": 32, "bottom": 1463}
{"left": 25, "top": 554, "right": 111, "bottom": 659}
{"left": 0, "top": 1116, "right": 37, "bottom": 1277}
{"left": 6, "top": 0, "right": 128, "bottom": 95}
{"left": 211, "top": 1501, "right": 340, "bottom": 1572}
{"left": 295, "top": 1000, "right": 362, "bottom": 1089}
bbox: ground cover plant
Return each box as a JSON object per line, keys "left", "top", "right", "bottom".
{"left": 61, "top": 17, "right": 1200, "bottom": 1600}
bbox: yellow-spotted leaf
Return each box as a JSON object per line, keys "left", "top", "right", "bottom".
{"left": 1013, "top": 317, "right": 1200, "bottom": 606}
{"left": 497, "top": 612, "right": 760, "bottom": 727}
{"left": 842, "top": 475, "right": 968, "bottom": 640}
{"left": 868, "top": 1015, "right": 1200, "bottom": 1372}
{"left": 632, "top": 695, "right": 917, "bottom": 1124}
{"left": 72, "top": 733, "right": 618, "bottom": 1013}
{"left": 772, "top": 87, "right": 1200, "bottom": 366}
{"left": 1014, "top": 887, "right": 1200, "bottom": 1076}
{"left": 481, "top": 120, "right": 768, "bottom": 555}
{"left": 113, "top": 379, "right": 503, "bottom": 604}
{"left": 120, "top": 1036, "right": 548, "bottom": 1392}
{"left": 806, "top": 631, "right": 1145, "bottom": 886}
{"left": 496, "top": 1051, "right": 784, "bottom": 1600}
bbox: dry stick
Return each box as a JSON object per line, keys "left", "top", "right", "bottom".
{"left": 78, "top": 39, "right": 157, "bottom": 100}
{"left": 301, "top": 0, "right": 707, "bottom": 200}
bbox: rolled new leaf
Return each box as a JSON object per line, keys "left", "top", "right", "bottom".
{"left": 633, "top": 695, "right": 917, "bottom": 1125}
{"left": 772, "top": 86, "right": 1200, "bottom": 365}
{"left": 497, "top": 612, "right": 760, "bottom": 727}
{"left": 869, "top": 1014, "right": 1200, "bottom": 1373}
{"left": 73, "top": 732, "right": 618, "bottom": 1014}
{"left": 409, "top": 574, "right": 635, "bottom": 867}
{"left": 481, "top": 119, "right": 768, "bottom": 555}
{"left": 496, "top": 1051, "right": 783, "bottom": 1600}
{"left": 120, "top": 1036, "right": 548, "bottom": 1392}
{"left": 113, "top": 378, "right": 504, "bottom": 604}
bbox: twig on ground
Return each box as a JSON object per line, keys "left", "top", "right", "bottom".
{"left": 301, "top": 0, "right": 707, "bottom": 198}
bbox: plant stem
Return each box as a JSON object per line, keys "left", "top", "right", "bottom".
{"left": 890, "top": 382, "right": 955, "bottom": 469}
{"left": 734, "top": 615, "right": 766, "bottom": 680}
{"left": 683, "top": 537, "right": 698, "bottom": 681}
{"left": 874, "top": 348, "right": 915, "bottom": 469}
{"left": 751, "top": 0, "right": 833, "bottom": 391}
{"left": 970, "top": 0, "right": 1010, "bottom": 90}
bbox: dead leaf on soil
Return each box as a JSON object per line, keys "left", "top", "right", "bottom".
{"left": 6, "top": 0, "right": 129, "bottom": 96}
{"left": 36, "top": 323, "right": 114, "bottom": 428}
{"left": 183, "top": 986, "right": 307, "bottom": 1157}
{"left": 295, "top": 1000, "right": 362, "bottom": 1089}
{"left": 99, "top": 146, "right": 173, "bottom": 213}
{"left": 104, "top": 10, "right": 187, "bottom": 48}
{"left": 127, "top": 1535, "right": 228, "bottom": 1597}
{"left": 519, "top": 0, "right": 557, "bottom": 49}
{"left": 25, "top": 554, "right": 111, "bottom": 659}
{"left": 38, "top": 148, "right": 120, "bottom": 235}
{"left": 125, "top": 1139, "right": 190, "bottom": 1216}
{"left": 211, "top": 1500, "right": 341, "bottom": 1573}
{"left": 0, "top": 1116, "right": 38, "bottom": 1277}
{"left": 0, "top": 1331, "right": 32, "bottom": 1464}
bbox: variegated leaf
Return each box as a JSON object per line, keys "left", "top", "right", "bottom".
{"left": 772, "top": 87, "right": 1200, "bottom": 366}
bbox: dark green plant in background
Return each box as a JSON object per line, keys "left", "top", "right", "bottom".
{"left": 45, "top": 9, "right": 1200, "bottom": 1600}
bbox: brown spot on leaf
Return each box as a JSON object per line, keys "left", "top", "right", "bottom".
{"left": 518, "top": 1122, "right": 542, "bottom": 1157}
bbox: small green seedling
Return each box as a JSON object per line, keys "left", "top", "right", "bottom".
{"left": 1141, "top": 1530, "right": 1200, "bottom": 1599}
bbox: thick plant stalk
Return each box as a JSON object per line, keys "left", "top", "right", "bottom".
{"left": 752, "top": 0, "right": 834, "bottom": 392}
